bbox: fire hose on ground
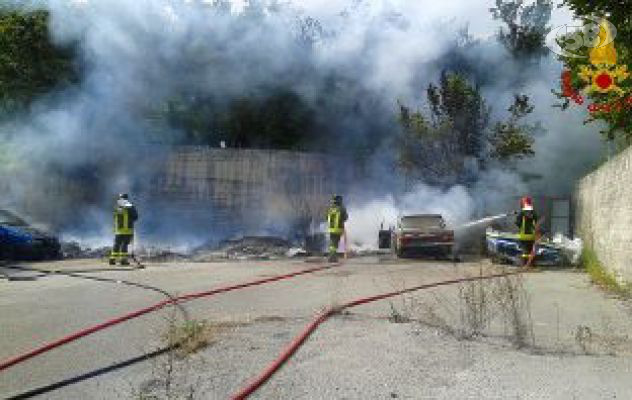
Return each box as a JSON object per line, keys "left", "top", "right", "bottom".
{"left": 229, "top": 269, "right": 523, "bottom": 399}
{"left": 1, "top": 250, "right": 536, "bottom": 397}
{"left": 0, "top": 262, "right": 341, "bottom": 373}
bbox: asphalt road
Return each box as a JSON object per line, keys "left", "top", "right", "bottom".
{"left": 1, "top": 257, "right": 631, "bottom": 399}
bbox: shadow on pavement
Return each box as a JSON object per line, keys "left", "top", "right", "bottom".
{"left": 6, "top": 347, "right": 172, "bottom": 400}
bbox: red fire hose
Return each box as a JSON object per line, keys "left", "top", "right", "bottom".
{"left": 231, "top": 269, "right": 521, "bottom": 399}
{"left": 0, "top": 262, "right": 340, "bottom": 373}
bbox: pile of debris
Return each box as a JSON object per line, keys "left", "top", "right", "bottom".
{"left": 137, "top": 246, "right": 189, "bottom": 263}
{"left": 61, "top": 235, "right": 312, "bottom": 262}
{"left": 193, "top": 236, "right": 294, "bottom": 261}
{"left": 61, "top": 241, "right": 188, "bottom": 262}
{"left": 485, "top": 228, "right": 583, "bottom": 267}
{"left": 61, "top": 241, "right": 111, "bottom": 259}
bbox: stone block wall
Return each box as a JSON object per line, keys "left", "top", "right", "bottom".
{"left": 576, "top": 146, "right": 632, "bottom": 282}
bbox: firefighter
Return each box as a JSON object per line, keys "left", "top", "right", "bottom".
{"left": 515, "top": 196, "right": 538, "bottom": 265}
{"left": 109, "top": 193, "right": 139, "bottom": 266}
{"left": 326, "top": 194, "right": 348, "bottom": 262}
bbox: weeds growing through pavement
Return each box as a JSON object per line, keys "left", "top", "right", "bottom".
{"left": 386, "top": 264, "right": 535, "bottom": 349}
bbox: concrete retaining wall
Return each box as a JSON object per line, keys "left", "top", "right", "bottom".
{"left": 3, "top": 147, "right": 344, "bottom": 238}
{"left": 576, "top": 146, "right": 632, "bottom": 282}
{"left": 147, "top": 147, "right": 345, "bottom": 238}
{"left": 157, "top": 147, "right": 338, "bottom": 209}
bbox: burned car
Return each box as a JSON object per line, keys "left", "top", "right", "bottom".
{"left": 0, "top": 210, "right": 61, "bottom": 260}
{"left": 380, "top": 214, "right": 454, "bottom": 258}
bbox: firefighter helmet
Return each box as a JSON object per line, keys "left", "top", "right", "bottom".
{"left": 520, "top": 196, "right": 533, "bottom": 211}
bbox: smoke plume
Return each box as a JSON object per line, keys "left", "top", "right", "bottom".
{"left": 0, "top": 0, "right": 605, "bottom": 248}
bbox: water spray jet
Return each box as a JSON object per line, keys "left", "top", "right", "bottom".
{"left": 457, "top": 212, "right": 516, "bottom": 230}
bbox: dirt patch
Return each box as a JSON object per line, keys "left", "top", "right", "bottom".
{"left": 254, "top": 315, "right": 288, "bottom": 323}
{"left": 164, "top": 320, "right": 245, "bottom": 359}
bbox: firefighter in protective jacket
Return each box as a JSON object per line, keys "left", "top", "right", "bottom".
{"left": 515, "top": 196, "right": 538, "bottom": 263}
{"left": 109, "top": 193, "right": 139, "bottom": 266}
{"left": 326, "top": 195, "right": 348, "bottom": 262}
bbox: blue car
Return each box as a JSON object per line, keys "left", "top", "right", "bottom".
{"left": 0, "top": 210, "right": 61, "bottom": 260}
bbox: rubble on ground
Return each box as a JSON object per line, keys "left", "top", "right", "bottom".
{"left": 137, "top": 247, "right": 189, "bottom": 262}
{"left": 61, "top": 235, "right": 314, "bottom": 262}
{"left": 193, "top": 236, "right": 292, "bottom": 261}
{"left": 61, "top": 241, "right": 111, "bottom": 259}
{"left": 485, "top": 228, "right": 583, "bottom": 267}
{"left": 61, "top": 241, "right": 187, "bottom": 262}
{"left": 286, "top": 247, "right": 308, "bottom": 257}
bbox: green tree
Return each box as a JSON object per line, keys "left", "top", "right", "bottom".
{"left": 426, "top": 73, "right": 491, "bottom": 162}
{"left": 223, "top": 90, "right": 314, "bottom": 149}
{"left": 490, "top": 0, "right": 553, "bottom": 61}
{"left": 488, "top": 94, "right": 537, "bottom": 160}
{"left": 398, "top": 73, "right": 536, "bottom": 184}
{"left": 398, "top": 73, "right": 491, "bottom": 184}
{"left": 159, "top": 89, "right": 315, "bottom": 149}
{"left": 0, "top": 7, "right": 77, "bottom": 114}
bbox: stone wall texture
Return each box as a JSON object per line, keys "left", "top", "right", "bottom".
{"left": 576, "top": 146, "right": 632, "bottom": 283}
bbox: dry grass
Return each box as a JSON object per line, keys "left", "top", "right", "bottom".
{"left": 386, "top": 265, "right": 535, "bottom": 349}
{"left": 164, "top": 319, "right": 243, "bottom": 359}
{"left": 458, "top": 276, "right": 492, "bottom": 339}
{"left": 388, "top": 301, "right": 412, "bottom": 323}
{"left": 130, "top": 314, "right": 245, "bottom": 400}
{"left": 573, "top": 323, "right": 632, "bottom": 356}
{"left": 491, "top": 274, "right": 534, "bottom": 348}
{"left": 582, "top": 247, "right": 632, "bottom": 298}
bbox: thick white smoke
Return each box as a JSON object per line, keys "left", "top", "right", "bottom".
{"left": 0, "top": 0, "right": 605, "bottom": 247}
{"left": 346, "top": 184, "right": 473, "bottom": 250}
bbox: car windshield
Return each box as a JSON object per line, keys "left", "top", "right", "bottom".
{"left": 0, "top": 210, "right": 28, "bottom": 226}
{"left": 401, "top": 215, "right": 445, "bottom": 229}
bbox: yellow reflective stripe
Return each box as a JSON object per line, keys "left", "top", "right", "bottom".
{"left": 329, "top": 211, "right": 339, "bottom": 229}
{"left": 114, "top": 208, "right": 133, "bottom": 235}
{"left": 328, "top": 208, "right": 343, "bottom": 234}
{"left": 518, "top": 216, "right": 536, "bottom": 241}
{"left": 520, "top": 218, "right": 534, "bottom": 240}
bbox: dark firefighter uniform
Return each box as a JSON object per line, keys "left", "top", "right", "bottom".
{"left": 515, "top": 198, "right": 538, "bottom": 263}
{"left": 326, "top": 195, "right": 348, "bottom": 262}
{"left": 109, "top": 194, "right": 138, "bottom": 266}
